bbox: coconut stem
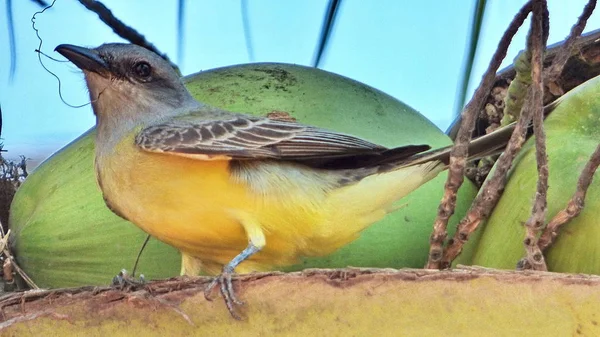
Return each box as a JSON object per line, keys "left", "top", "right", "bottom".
{"left": 443, "top": 0, "right": 596, "bottom": 269}
{"left": 427, "top": 1, "right": 535, "bottom": 269}
{"left": 544, "top": 0, "right": 597, "bottom": 83}
{"left": 519, "top": 0, "right": 596, "bottom": 269}
{"left": 537, "top": 144, "right": 600, "bottom": 251}
{"left": 520, "top": 0, "right": 549, "bottom": 272}
{"left": 433, "top": 2, "right": 534, "bottom": 269}
{"left": 76, "top": 0, "right": 180, "bottom": 74}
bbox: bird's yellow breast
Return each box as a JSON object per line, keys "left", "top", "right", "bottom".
{"left": 95, "top": 133, "right": 440, "bottom": 274}
{"left": 95, "top": 134, "right": 346, "bottom": 272}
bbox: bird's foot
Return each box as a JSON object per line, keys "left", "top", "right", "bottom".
{"left": 111, "top": 269, "right": 146, "bottom": 288}
{"left": 204, "top": 268, "right": 243, "bottom": 320}
{"left": 203, "top": 243, "right": 261, "bottom": 319}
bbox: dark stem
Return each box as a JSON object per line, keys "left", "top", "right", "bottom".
{"left": 76, "top": 0, "right": 180, "bottom": 74}
{"left": 537, "top": 144, "right": 600, "bottom": 251}
{"left": 544, "top": 0, "right": 597, "bottom": 81}
{"left": 426, "top": 1, "right": 533, "bottom": 269}
{"left": 521, "top": 0, "right": 549, "bottom": 272}
{"left": 6, "top": 0, "right": 16, "bottom": 81}
{"left": 312, "top": 0, "right": 342, "bottom": 67}
{"left": 241, "top": 0, "right": 255, "bottom": 61}
{"left": 176, "top": 0, "right": 185, "bottom": 66}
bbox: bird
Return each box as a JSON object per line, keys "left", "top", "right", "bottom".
{"left": 56, "top": 43, "right": 520, "bottom": 318}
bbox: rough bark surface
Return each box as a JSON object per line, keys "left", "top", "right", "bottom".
{"left": 2, "top": 268, "right": 600, "bottom": 336}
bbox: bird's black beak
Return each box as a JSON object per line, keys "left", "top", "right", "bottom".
{"left": 55, "top": 44, "right": 109, "bottom": 74}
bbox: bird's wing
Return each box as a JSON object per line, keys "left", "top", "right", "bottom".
{"left": 136, "top": 112, "right": 429, "bottom": 165}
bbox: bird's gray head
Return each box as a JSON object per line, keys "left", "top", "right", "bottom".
{"left": 55, "top": 43, "right": 195, "bottom": 123}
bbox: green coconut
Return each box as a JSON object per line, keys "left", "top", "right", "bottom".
{"left": 459, "top": 74, "right": 600, "bottom": 273}
{"left": 8, "top": 130, "right": 180, "bottom": 287}
{"left": 10, "top": 63, "right": 478, "bottom": 288}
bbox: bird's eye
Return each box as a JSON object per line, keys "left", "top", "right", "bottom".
{"left": 133, "top": 61, "right": 152, "bottom": 78}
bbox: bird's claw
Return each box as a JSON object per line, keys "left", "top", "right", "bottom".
{"left": 204, "top": 270, "right": 243, "bottom": 319}
{"left": 111, "top": 269, "right": 145, "bottom": 288}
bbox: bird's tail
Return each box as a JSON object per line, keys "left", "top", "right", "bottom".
{"left": 320, "top": 101, "right": 559, "bottom": 243}
{"left": 406, "top": 121, "right": 516, "bottom": 169}
{"left": 386, "top": 99, "right": 560, "bottom": 171}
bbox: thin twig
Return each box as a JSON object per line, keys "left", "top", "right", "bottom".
{"left": 31, "top": 0, "right": 49, "bottom": 6}
{"left": 241, "top": 0, "right": 255, "bottom": 62}
{"left": 545, "top": 0, "right": 597, "bottom": 82}
{"left": 0, "top": 229, "right": 7, "bottom": 251}
{"left": 5, "top": 0, "right": 50, "bottom": 80}
{"left": 442, "top": 0, "right": 588, "bottom": 268}
{"left": 442, "top": 92, "right": 535, "bottom": 267}
{"left": 447, "top": 28, "right": 600, "bottom": 142}
{"left": 441, "top": 1, "right": 550, "bottom": 267}
{"left": 131, "top": 235, "right": 151, "bottom": 278}
{"left": 520, "top": 0, "right": 596, "bottom": 267}
{"left": 312, "top": 0, "right": 342, "bottom": 67}
{"left": 521, "top": 0, "right": 549, "bottom": 272}
{"left": 454, "top": 0, "right": 488, "bottom": 118}
{"left": 425, "top": 1, "right": 533, "bottom": 269}
{"left": 4, "top": 256, "right": 38, "bottom": 290}
{"left": 6, "top": 0, "right": 17, "bottom": 81}
{"left": 2, "top": 245, "right": 38, "bottom": 290}
{"left": 76, "top": 0, "right": 180, "bottom": 74}
{"left": 0, "top": 229, "right": 39, "bottom": 289}
{"left": 538, "top": 144, "right": 600, "bottom": 251}
{"left": 176, "top": 0, "right": 185, "bottom": 66}
{"left": 501, "top": 2, "right": 548, "bottom": 128}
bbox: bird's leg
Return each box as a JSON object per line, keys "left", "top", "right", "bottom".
{"left": 208, "top": 243, "right": 261, "bottom": 301}
{"left": 204, "top": 212, "right": 265, "bottom": 319}
{"left": 204, "top": 242, "right": 262, "bottom": 319}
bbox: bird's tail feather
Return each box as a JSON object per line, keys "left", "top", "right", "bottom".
{"left": 407, "top": 122, "right": 516, "bottom": 168}
{"left": 411, "top": 99, "right": 560, "bottom": 168}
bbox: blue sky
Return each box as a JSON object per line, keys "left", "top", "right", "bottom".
{"left": 1, "top": 0, "right": 599, "bottom": 165}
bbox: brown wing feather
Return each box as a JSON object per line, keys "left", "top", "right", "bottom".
{"left": 135, "top": 114, "right": 432, "bottom": 169}
{"left": 139, "top": 116, "right": 378, "bottom": 158}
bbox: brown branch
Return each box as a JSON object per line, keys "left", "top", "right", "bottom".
{"left": 519, "top": 0, "right": 597, "bottom": 268}
{"left": 537, "top": 144, "right": 600, "bottom": 251}
{"left": 0, "top": 229, "right": 38, "bottom": 289}
{"left": 76, "top": 0, "right": 180, "bottom": 74}
{"left": 448, "top": 28, "right": 600, "bottom": 143}
{"left": 442, "top": 91, "right": 535, "bottom": 267}
{"left": 441, "top": 1, "right": 550, "bottom": 267}
{"left": 521, "top": 0, "right": 549, "bottom": 272}
{"left": 425, "top": 1, "right": 533, "bottom": 269}
{"left": 3, "top": 259, "right": 13, "bottom": 284}
{"left": 545, "top": 0, "right": 597, "bottom": 82}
